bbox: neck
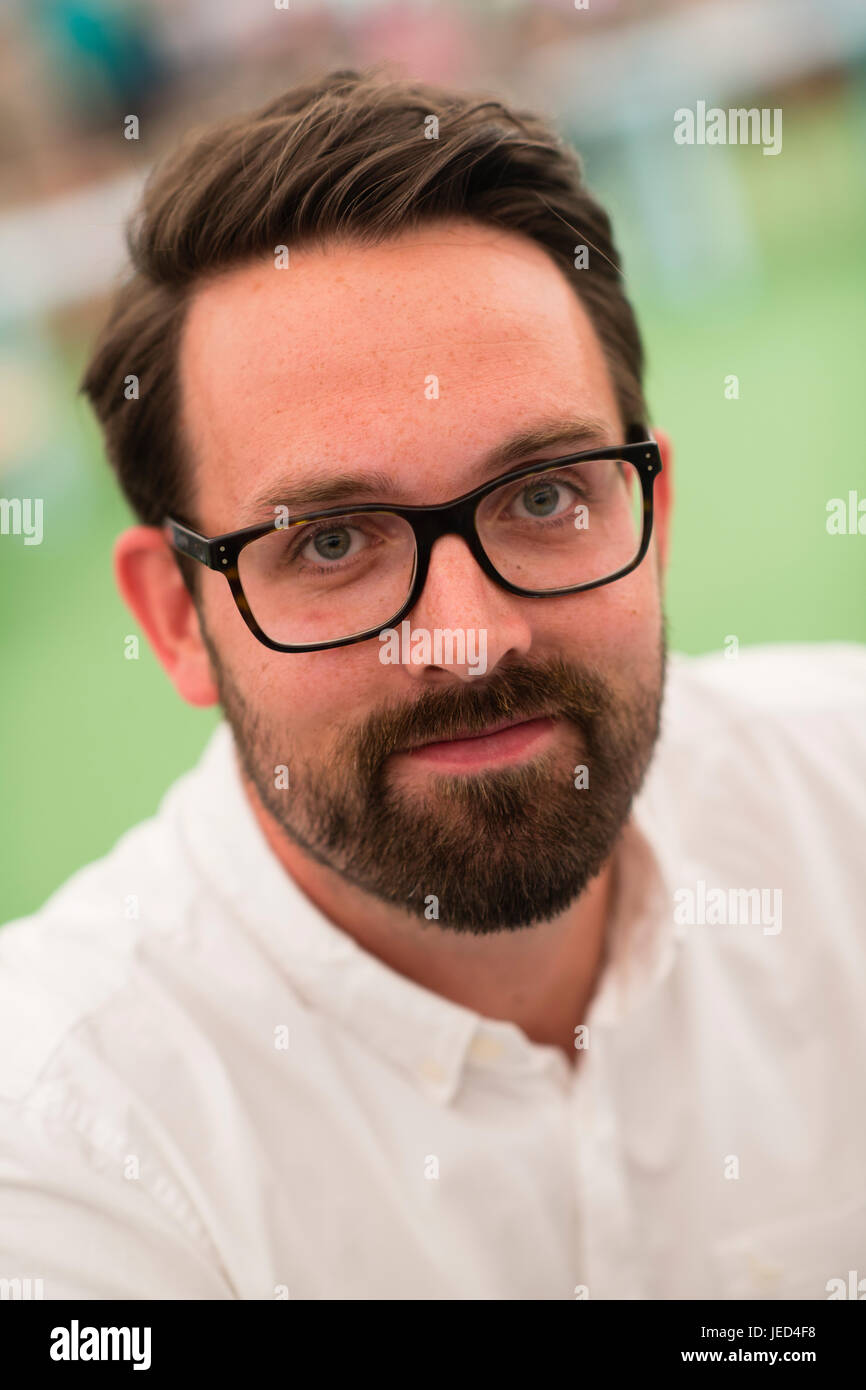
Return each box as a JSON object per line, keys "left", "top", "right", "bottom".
{"left": 241, "top": 768, "right": 616, "bottom": 1067}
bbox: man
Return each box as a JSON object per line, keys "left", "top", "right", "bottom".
{"left": 1, "top": 69, "right": 864, "bottom": 1301}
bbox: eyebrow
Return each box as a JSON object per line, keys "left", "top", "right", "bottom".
{"left": 243, "top": 414, "right": 615, "bottom": 520}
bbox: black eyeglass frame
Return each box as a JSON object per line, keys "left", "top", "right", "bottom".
{"left": 164, "top": 434, "right": 663, "bottom": 653}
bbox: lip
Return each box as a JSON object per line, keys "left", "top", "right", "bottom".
{"left": 397, "top": 714, "right": 559, "bottom": 770}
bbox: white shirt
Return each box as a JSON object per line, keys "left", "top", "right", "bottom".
{"left": 1, "top": 643, "right": 865, "bottom": 1301}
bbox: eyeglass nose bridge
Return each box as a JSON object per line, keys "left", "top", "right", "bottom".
{"left": 401, "top": 493, "right": 515, "bottom": 616}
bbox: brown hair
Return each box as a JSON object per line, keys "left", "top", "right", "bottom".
{"left": 80, "top": 66, "right": 648, "bottom": 533}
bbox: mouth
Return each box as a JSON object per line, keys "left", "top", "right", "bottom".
{"left": 396, "top": 714, "right": 560, "bottom": 771}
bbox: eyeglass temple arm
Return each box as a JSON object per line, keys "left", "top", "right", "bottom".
{"left": 163, "top": 518, "right": 217, "bottom": 569}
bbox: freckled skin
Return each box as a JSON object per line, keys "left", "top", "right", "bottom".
{"left": 180, "top": 221, "right": 667, "bottom": 741}
{"left": 116, "top": 218, "right": 673, "bottom": 1058}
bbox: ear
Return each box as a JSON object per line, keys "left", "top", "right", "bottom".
{"left": 650, "top": 427, "right": 674, "bottom": 574}
{"left": 114, "top": 526, "right": 219, "bottom": 707}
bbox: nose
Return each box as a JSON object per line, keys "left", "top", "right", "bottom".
{"left": 398, "top": 533, "right": 534, "bottom": 683}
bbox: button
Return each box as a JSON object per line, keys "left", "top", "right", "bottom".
{"left": 747, "top": 1252, "right": 784, "bottom": 1290}
{"left": 418, "top": 1059, "right": 448, "bottom": 1086}
{"left": 468, "top": 1034, "right": 506, "bottom": 1065}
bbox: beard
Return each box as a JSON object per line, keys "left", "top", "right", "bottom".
{"left": 201, "top": 624, "right": 667, "bottom": 935}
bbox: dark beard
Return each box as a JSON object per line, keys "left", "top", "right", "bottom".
{"left": 203, "top": 631, "right": 667, "bottom": 935}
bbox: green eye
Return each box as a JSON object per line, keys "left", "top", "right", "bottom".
{"left": 521, "top": 482, "right": 562, "bottom": 517}
{"left": 313, "top": 528, "right": 352, "bottom": 560}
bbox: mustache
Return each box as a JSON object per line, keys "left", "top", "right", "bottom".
{"left": 344, "top": 657, "right": 610, "bottom": 781}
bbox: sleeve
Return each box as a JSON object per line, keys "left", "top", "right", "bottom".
{"left": 0, "top": 1100, "right": 235, "bottom": 1300}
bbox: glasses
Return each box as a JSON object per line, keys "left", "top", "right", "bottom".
{"left": 164, "top": 436, "right": 662, "bottom": 652}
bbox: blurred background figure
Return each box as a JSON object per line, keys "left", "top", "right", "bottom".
{"left": 1, "top": 0, "right": 865, "bottom": 920}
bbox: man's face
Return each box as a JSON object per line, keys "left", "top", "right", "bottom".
{"left": 177, "top": 219, "right": 668, "bottom": 933}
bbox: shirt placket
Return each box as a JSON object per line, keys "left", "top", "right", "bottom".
{"left": 570, "top": 1035, "right": 644, "bottom": 1300}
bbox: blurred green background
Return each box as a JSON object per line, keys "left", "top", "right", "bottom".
{"left": 1, "top": 0, "right": 865, "bottom": 925}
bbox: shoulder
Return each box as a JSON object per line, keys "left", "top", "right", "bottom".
{"left": 659, "top": 640, "right": 866, "bottom": 760}
{"left": 643, "top": 640, "right": 866, "bottom": 841}
{"left": 665, "top": 640, "right": 866, "bottom": 719}
{"left": 0, "top": 746, "right": 213, "bottom": 1105}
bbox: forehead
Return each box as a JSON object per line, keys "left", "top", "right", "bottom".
{"left": 178, "top": 219, "right": 622, "bottom": 527}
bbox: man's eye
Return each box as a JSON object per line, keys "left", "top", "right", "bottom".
{"left": 298, "top": 523, "right": 367, "bottom": 565}
{"left": 511, "top": 479, "right": 576, "bottom": 520}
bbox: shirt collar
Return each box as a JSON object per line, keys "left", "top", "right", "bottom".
{"left": 177, "top": 720, "right": 682, "bottom": 1104}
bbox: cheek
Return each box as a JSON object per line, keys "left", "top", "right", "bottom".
{"left": 201, "top": 555, "right": 401, "bottom": 735}
{"left": 539, "top": 560, "right": 662, "bottom": 669}
{"left": 234, "top": 634, "right": 398, "bottom": 747}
